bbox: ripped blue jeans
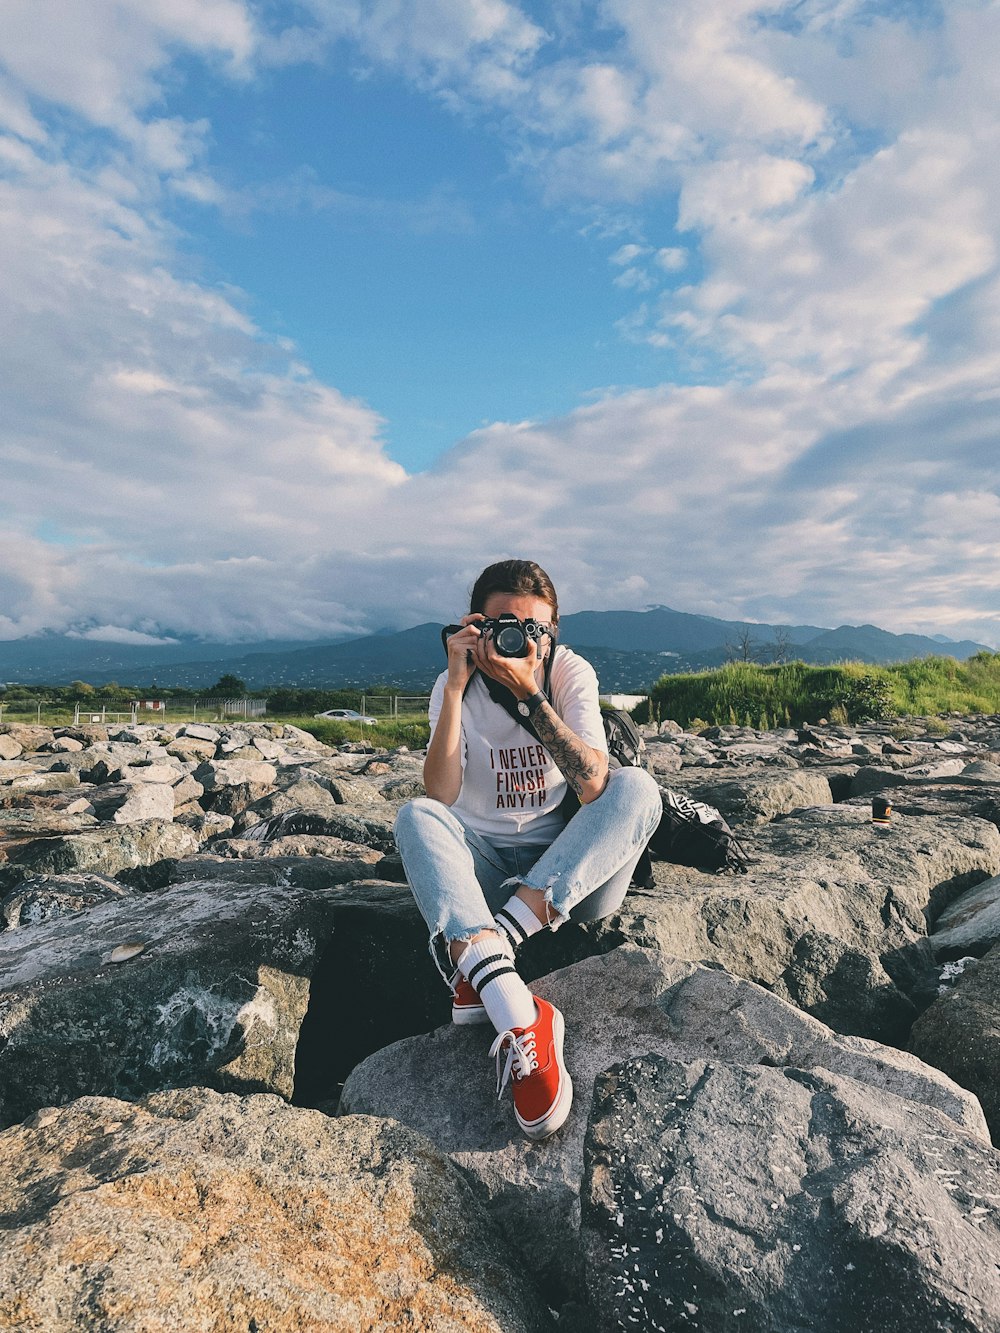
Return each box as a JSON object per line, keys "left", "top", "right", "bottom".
{"left": 394, "top": 765, "right": 663, "bottom": 985}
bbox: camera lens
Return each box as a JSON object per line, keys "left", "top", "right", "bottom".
{"left": 495, "top": 624, "right": 528, "bottom": 656}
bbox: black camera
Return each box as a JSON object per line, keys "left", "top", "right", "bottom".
{"left": 480, "top": 613, "right": 553, "bottom": 658}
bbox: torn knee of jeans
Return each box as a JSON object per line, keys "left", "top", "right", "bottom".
{"left": 519, "top": 871, "right": 573, "bottom": 931}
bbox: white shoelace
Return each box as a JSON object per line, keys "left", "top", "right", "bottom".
{"left": 489, "top": 1028, "right": 539, "bottom": 1097}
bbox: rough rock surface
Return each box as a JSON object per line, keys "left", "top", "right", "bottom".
{"left": 341, "top": 944, "right": 988, "bottom": 1299}
{"left": 512, "top": 804, "right": 1000, "bottom": 1041}
{"left": 910, "top": 943, "right": 1000, "bottom": 1142}
{"left": 0, "top": 872, "right": 134, "bottom": 928}
{"left": 581, "top": 1054, "right": 1000, "bottom": 1332}
{"left": 0, "top": 820, "right": 199, "bottom": 894}
{"left": 670, "top": 769, "right": 834, "bottom": 825}
{"left": 0, "top": 1088, "right": 549, "bottom": 1333}
{"left": 931, "top": 873, "right": 1000, "bottom": 957}
{"left": 0, "top": 874, "right": 376, "bottom": 1126}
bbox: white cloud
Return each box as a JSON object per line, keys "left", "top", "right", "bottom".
{"left": 3, "top": 0, "right": 1000, "bottom": 654}
{"left": 610, "top": 243, "right": 648, "bottom": 266}
{"left": 67, "top": 626, "right": 181, "bottom": 645}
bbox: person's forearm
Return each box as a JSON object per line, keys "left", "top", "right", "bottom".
{"left": 422, "top": 686, "right": 465, "bottom": 804}
{"left": 531, "top": 703, "right": 609, "bottom": 804}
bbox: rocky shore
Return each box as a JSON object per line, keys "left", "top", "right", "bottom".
{"left": 1, "top": 715, "right": 999, "bottom": 1330}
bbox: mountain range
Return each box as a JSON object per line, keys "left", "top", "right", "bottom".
{"left": 0, "top": 608, "right": 991, "bottom": 693}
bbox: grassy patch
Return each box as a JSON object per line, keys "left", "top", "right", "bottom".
{"left": 645, "top": 652, "right": 1000, "bottom": 728}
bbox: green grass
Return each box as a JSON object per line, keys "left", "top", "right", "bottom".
{"left": 642, "top": 652, "right": 1000, "bottom": 728}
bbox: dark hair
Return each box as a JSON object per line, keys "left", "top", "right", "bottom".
{"left": 469, "top": 559, "right": 559, "bottom": 623}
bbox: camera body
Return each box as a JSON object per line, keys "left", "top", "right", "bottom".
{"left": 480, "top": 612, "right": 553, "bottom": 658}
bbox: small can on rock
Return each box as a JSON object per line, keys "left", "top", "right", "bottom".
{"left": 871, "top": 796, "right": 892, "bottom": 825}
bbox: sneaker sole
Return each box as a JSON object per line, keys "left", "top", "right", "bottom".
{"left": 452, "top": 1004, "right": 491, "bottom": 1026}
{"left": 515, "top": 1004, "right": 573, "bottom": 1140}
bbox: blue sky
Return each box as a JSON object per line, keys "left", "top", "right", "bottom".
{"left": 2, "top": 0, "right": 999, "bottom": 647}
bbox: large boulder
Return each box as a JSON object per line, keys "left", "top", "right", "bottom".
{"left": 0, "top": 1089, "right": 549, "bottom": 1333}
{"left": 770, "top": 928, "right": 917, "bottom": 1044}
{"left": 194, "top": 758, "right": 277, "bottom": 790}
{"left": 580, "top": 1054, "right": 1000, "bottom": 1332}
{"left": 0, "top": 735, "right": 22, "bottom": 761}
{"left": 511, "top": 806, "right": 1000, "bottom": 1040}
{"left": 931, "top": 874, "right": 1000, "bottom": 957}
{"left": 909, "top": 943, "right": 1000, "bottom": 1142}
{"left": 1, "top": 872, "right": 134, "bottom": 929}
{"left": 86, "top": 780, "right": 177, "bottom": 823}
{"left": 341, "top": 944, "right": 987, "bottom": 1306}
{"left": 0, "top": 821, "right": 198, "bottom": 891}
{"left": 0, "top": 872, "right": 399, "bottom": 1127}
{"left": 667, "top": 770, "right": 834, "bottom": 825}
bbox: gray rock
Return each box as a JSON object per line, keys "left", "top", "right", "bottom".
{"left": 910, "top": 944, "right": 1000, "bottom": 1142}
{"left": 669, "top": 770, "right": 834, "bottom": 825}
{"left": 342, "top": 944, "right": 987, "bottom": 1301}
{"left": 213, "top": 835, "right": 385, "bottom": 868}
{"left": 845, "top": 783, "right": 1000, "bottom": 830}
{"left": 1, "top": 872, "right": 134, "bottom": 928}
{"left": 0, "top": 1089, "right": 549, "bottom": 1333}
{"left": 379, "top": 775, "right": 427, "bottom": 801}
{"left": 165, "top": 735, "right": 218, "bottom": 762}
{"left": 5, "top": 770, "right": 81, "bottom": 794}
{"left": 0, "top": 735, "right": 23, "bottom": 760}
{"left": 771, "top": 929, "right": 916, "bottom": 1044}
{"left": 169, "top": 771, "right": 204, "bottom": 807}
{"left": 178, "top": 723, "right": 221, "bottom": 742}
{"left": 581, "top": 1054, "right": 1000, "bottom": 1332}
{"left": 0, "top": 725, "right": 53, "bottom": 752}
{"left": 87, "top": 780, "right": 177, "bottom": 824}
{"left": 43, "top": 736, "right": 84, "bottom": 753}
{"left": 194, "top": 758, "right": 277, "bottom": 790}
{"left": 0, "top": 821, "right": 198, "bottom": 892}
{"left": 932, "top": 874, "right": 1000, "bottom": 957}
{"left": 173, "top": 809, "right": 234, "bottom": 839}
{"left": 0, "top": 871, "right": 375, "bottom": 1126}
{"left": 0, "top": 807, "right": 98, "bottom": 842}
{"left": 514, "top": 805, "right": 1000, "bottom": 1038}
{"left": 319, "top": 771, "right": 388, "bottom": 805}
{"left": 234, "top": 776, "right": 341, "bottom": 831}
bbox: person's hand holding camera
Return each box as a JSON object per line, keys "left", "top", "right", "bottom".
{"left": 443, "top": 615, "right": 484, "bottom": 692}
{"left": 473, "top": 617, "right": 548, "bottom": 700}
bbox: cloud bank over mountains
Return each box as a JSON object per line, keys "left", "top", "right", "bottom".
{"left": 1, "top": 0, "right": 998, "bottom": 647}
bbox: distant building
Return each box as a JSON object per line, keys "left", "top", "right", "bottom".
{"left": 600, "top": 693, "right": 647, "bottom": 712}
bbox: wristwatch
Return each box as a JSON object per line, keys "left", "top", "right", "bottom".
{"left": 516, "top": 691, "right": 546, "bottom": 718}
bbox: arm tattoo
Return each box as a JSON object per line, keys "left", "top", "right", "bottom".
{"left": 532, "top": 702, "right": 604, "bottom": 797}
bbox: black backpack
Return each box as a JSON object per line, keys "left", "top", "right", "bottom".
{"left": 589, "top": 710, "right": 750, "bottom": 879}
{"left": 648, "top": 788, "right": 750, "bottom": 874}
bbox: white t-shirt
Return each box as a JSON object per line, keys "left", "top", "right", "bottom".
{"left": 428, "top": 647, "right": 608, "bottom": 846}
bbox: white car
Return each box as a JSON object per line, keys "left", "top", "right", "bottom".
{"left": 313, "top": 708, "right": 378, "bottom": 724}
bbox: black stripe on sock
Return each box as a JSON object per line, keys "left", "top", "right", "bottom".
{"left": 495, "top": 907, "right": 528, "bottom": 945}
{"left": 476, "top": 965, "right": 518, "bottom": 991}
{"left": 465, "top": 953, "right": 508, "bottom": 988}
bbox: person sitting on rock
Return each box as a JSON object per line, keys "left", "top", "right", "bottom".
{"left": 394, "top": 558, "right": 662, "bottom": 1140}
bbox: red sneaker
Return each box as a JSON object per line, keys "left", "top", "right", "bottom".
{"left": 488, "top": 996, "right": 573, "bottom": 1140}
{"left": 451, "top": 976, "right": 489, "bottom": 1026}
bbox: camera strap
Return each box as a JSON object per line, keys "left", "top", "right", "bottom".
{"left": 476, "top": 648, "right": 557, "bottom": 743}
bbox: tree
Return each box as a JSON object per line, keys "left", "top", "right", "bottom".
{"left": 769, "top": 627, "right": 793, "bottom": 664}
{"left": 725, "top": 627, "right": 759, "bottom": 663}
{"left": 210, "top": 673, "right": 248, "bottom": 696}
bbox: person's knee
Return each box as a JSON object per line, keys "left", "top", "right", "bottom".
{"left": 610, "top": 763, "right": 661, "bottom": 809}
{"left": 394, "top": 795, "right": 443, "bottom": 841}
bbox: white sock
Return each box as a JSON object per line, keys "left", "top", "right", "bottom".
{"left": 457, "top": 934, "right": 537, "bottom": 1033}
{"left": 493, "top": 894, "right": 546, "bottom": 951}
